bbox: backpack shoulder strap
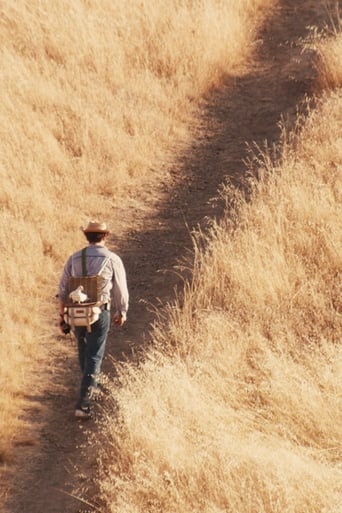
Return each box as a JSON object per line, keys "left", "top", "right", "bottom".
{"left": 81, "top": 247, "right": 87, "bottom": 276}
{"left": 76, "top": 247, "right": 111, "bottom": 278}
{"left": 98, "top": 254, "right": 111, "bottom": 275}
{"left": 82, "top": 246, "right": 111, "bottom": 276}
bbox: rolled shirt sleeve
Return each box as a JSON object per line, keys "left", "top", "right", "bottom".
{"left": 112, "top": 256, "right": 129, "bottom": 319}
{"left": 58, "top": 257, "right": 73, "bottom": 303}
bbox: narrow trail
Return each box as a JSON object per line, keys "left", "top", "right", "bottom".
{"left": 2, "top": 1, "right": 331, "bottom": 512}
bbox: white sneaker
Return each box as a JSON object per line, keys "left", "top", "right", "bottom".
{"left": 74, "top": 407, "right": 92, "bottom": 419}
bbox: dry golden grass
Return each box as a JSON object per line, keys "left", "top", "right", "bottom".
{"left": 0, "top": 0, "right": 272, "bottom": 461}
{"left": 1, "top": 1, "right": 341, "bottom": 511}
{"left": 98, "top": 32, "right": 342, "bottom": 513}
{"left": 313, "top": 6, "right": 342, "bottom": 89}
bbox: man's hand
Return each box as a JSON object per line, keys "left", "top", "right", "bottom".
{"left": 59, "top": 314, "right": 71, "bottom": 334}
{"left": 113, "top": 312, "right": 125, "bottom": 327}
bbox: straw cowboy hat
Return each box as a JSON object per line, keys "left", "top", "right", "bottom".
{"left": 81, "top": 221, "right": 109, "bottom": 233}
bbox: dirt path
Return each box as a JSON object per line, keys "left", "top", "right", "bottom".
{"left": 2, "top": 1, "right": 331, "bottom": 511}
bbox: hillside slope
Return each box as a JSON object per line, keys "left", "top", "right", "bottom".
{"left": 2, "top": 1, "right": 334, "bottom": 512}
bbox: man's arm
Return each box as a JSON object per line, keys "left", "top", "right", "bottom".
{"left": 112, "top": 256, "right": 129, "bottom": 326}
{"left": 57, "top": 257, "right": 72, "bottom": 332}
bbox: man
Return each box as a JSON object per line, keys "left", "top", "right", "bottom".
{"left": 58, "top": 220, "right": 129, "bottom": 419}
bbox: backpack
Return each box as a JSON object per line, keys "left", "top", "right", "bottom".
{"left": 63, "top": 248, "right": 109, "bottom": 332}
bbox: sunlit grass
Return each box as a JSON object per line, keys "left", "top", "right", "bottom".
{"left": 0, "top": 0, "right": 273, "bottom": 461}
{"left": 98, "top": 30, "right": 342, "bottom": 513}
{"left": 2, "top": 1, "right": 341, "bottom": 511}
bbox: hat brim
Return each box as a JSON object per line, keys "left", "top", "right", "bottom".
{"left": 83, "top": 229, "right": 109, "bottom": 233}
{"left": 81, "top": 226, "right": 110, "bottom": 234}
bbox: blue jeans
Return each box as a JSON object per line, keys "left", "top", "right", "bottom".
{"left": 74, "top": 310, "right": 110, "bottom": 409}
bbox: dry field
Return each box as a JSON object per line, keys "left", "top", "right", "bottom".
{"left": 0, "top": 0, "right": 271, "bottom": 462}
{"left": 100, "top": 92, "right": 342, "bottom": 512}
{"left": 97, "top": 5, "right": 342, "bottom": 513}
{"left": 1, "top": 1, "right": 341, "bottom": 512}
